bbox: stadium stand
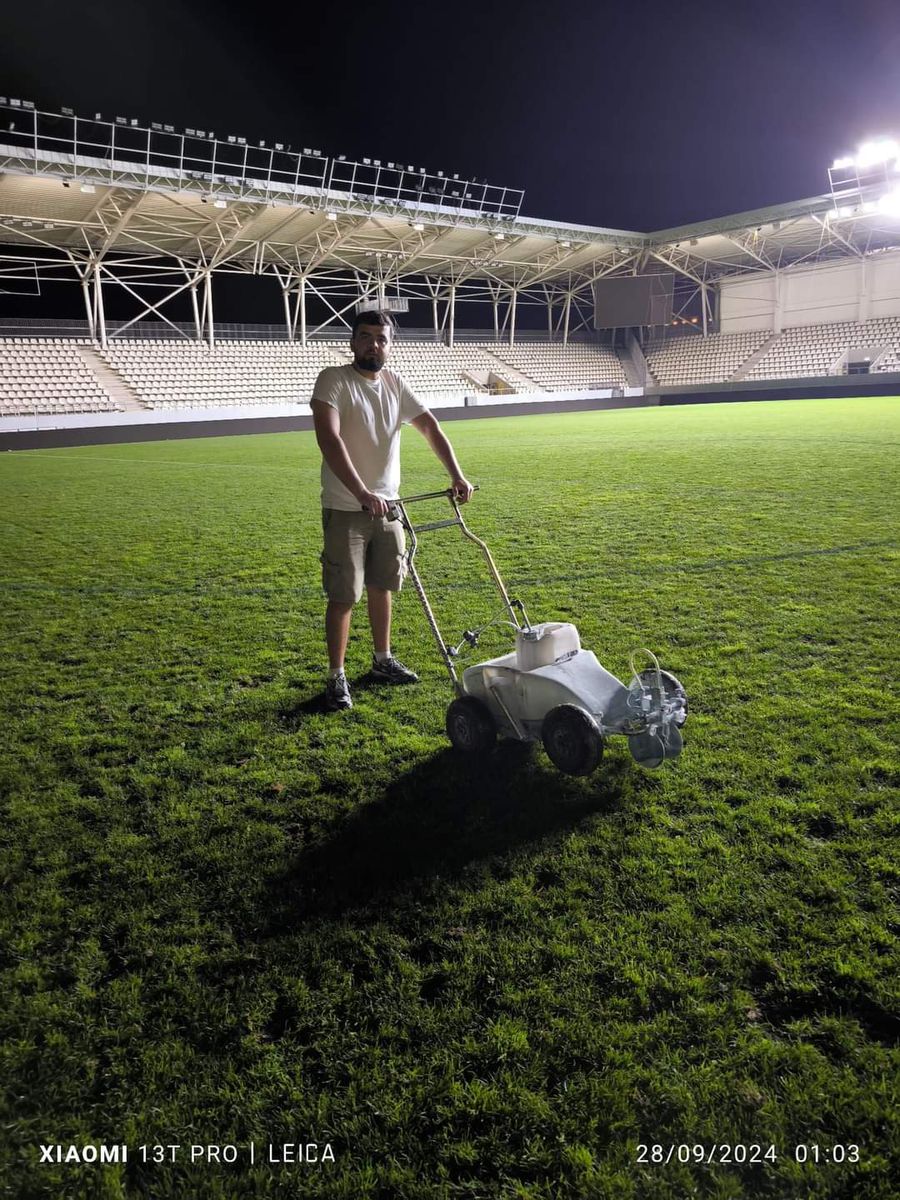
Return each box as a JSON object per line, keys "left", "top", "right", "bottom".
{"left": 99, "top": 339, "right": 351, "bottom": 409}
{"left": 0, "top": 339, "right": 121, "bottom": 416}
{"left": 644, "top": 330, "right": 770, "bottom": 385}
{"left": 745, "top": 316, "right": 900, "bottom": 381}
{"left": 7, "top": 316, "right": 900, "bottom": 423}
{"left": 480, "top": 341, "right": 628, "bottom": 391}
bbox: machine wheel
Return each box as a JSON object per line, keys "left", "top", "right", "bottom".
{"left": 446, "top": 696, "right": 497, "bottom": 754}
{"left": 541, "top": 704, "right": 604, "bottom": 776}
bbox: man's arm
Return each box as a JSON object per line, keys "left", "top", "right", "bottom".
{"left": 311, "top": 399, "right": 389, "bottom": 516}
{"left": 410, "top": 411, "right": 474, "bottom": 502}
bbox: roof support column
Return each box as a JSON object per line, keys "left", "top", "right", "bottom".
{"left": 508, "top": 289, "right": 517, "bottom": 347}
{"left": 191, "top": 283, "right": 202, "bottom": 342}
{"left": 701, "top": 282, "right": 709, "bottom": 337}
{"left": 563, "top": 293, "right": 571, "bottom": 346}
{"left": 857, "top": 256, "right": 870, "bottom": 325}
{"left": 448, "top": 284, "right": 456, "bottom": 349}
{"left": 81, "top": 275, "right": 95, "bottom": 342}
{"left": 202, "top": 272, "right": 215, "bottom": 350}
{"left": 93, "top": 267, "right": 107, "bottom": 351}
{"left": 300, "top": 275, "right": 307, "bottom": 348}
{"left": 773, "top": 270, "right": 783, "bottom": 335}
{"left": 282, "top": 285, "right": 293, "bottom": 343}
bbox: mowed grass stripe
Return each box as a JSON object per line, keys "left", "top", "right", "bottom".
{"left": 0, "top": 396, "right": 898, "bottom": 1199}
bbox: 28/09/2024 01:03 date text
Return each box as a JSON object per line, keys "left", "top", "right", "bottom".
{"left": 635, "top": 1144, "right": 861, "bottom": 1166}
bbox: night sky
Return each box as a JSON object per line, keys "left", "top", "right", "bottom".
{"left": 3, "top": 0, "right": 899, "bottom": 231}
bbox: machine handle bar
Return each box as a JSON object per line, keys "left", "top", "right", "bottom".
{"left": 389, "top": 484, "right": 479, "bottom": 506}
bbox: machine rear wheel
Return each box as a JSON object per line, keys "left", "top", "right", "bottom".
{"left": 446, "top": 696, "right": 497, "bottom": 754}
{"left": 541, "top": 704, "right": 604, "bottom": 776}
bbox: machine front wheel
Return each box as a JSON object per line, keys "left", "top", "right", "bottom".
{"left": 446, "top": 696, "right": 497, "bottom": 754}
{"left": 542, "top": 704, "right": 604, "bottom": 776}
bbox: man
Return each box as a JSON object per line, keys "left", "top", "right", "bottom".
{"left": 311, "top": 310, "right": 473, "bottom": 711}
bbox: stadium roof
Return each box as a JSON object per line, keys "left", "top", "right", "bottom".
{"left": 3, "top": 101, "right": 900, "bottom": 334}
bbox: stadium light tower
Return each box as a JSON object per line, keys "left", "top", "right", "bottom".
{"left": 829, "top": 136, "right": 900, "bottom": 212}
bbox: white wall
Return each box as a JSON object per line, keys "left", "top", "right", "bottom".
{"left": 719, "top": 250, "right": 900, "bottom": 333}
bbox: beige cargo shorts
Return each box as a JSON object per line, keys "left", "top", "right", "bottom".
{"left": 321, "top": 508, "right": 407, "bottom": 604}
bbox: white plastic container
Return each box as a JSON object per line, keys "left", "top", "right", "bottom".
{"left": 515, "top": 622, "right": 581, "bottom": 671}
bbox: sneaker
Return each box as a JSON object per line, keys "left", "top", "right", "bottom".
{"left": 325, "top": 671, "right": 352, "bottom": 711}
{"left": 371, "top": 655, "right": 419, "bottom": 684}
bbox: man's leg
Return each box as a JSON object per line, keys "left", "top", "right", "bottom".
{"left": 326, "top": 600, "right": 354, "bottom": 670}
{"left": 321, "top": 509, "right": 366, "bottom": 710}
{"left": 366, "top": 586, "right": 391, "bottom": 656}
{"left": 364, "top": 518, "right": 418, "bottom": 684}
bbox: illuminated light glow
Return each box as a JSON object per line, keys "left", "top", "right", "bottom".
{"left": 832, "top": 139, "right": 900, "bottom": 173}
{"left": 876, "top": 185, "right": 900, "bottom": 217}
{"left": 856, "top": 138, "right": 900, "bottom": 169}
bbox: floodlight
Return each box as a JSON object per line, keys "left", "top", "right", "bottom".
{"left": 363, "top": 157, "right": 371, "bottom": 165}
{"left": 559, "top": 240, "right": 570, "bottom": 248}
{"left": 24, "top": 101, "right": 34, "bottom": 109}
{"left": 325, "top": 212, "right": 338, "bottom": 221}
{"left": 62, "top": 106, "right": 74, "bottom": 116}
{"left": 493, "top": 232, "right": 505, "bottom": 241}
{"left": 131, "top": 119, "right": 139, "bottom": 127}
{"left": 855, "top": 138, "right": 900, "bottom": 170}
{"left": 214, "top": 199, "right": 227, "bottom": 209}
{"left": 116, "top": 116, "right": 126, "bottom": 125}
{"left": 877, "top": 185, "right": 900, "bottom": 217}
{"left": 411, "top": 222, "right": 425, "bottom": 231}
{"left": 228, "top": 136, "right": 236, "bottom": 143}
{"left": 10, "top": 98, "right": 21, "bottom": 107}
{"left": 275, "top": 142, "right": 283, "bottom": 150}
{"left": 80, "top": 184, "right": 96, "bottom": 194}
{"left": 237, "top": 137, "right": 246, "bottom": 145}
{"left": 374, "top": 159, "right": 381, "bottom": 167}
{"left": 94, "top": 113, "right": 102, "bottom": 120}
{"left": 152, "top": 123, "right": 163, "bottom": 131}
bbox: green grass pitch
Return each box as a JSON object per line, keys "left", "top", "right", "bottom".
{"left": 1, "top": 396, "right": 898, "bottom": 1199}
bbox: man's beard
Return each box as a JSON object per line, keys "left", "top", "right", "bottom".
{"left": 355, "top": 354, "right": 383, "bottom": 372}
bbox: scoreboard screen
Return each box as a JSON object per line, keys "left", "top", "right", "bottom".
{"left": 593, "top": 272, "right": 674, "bottom": 328}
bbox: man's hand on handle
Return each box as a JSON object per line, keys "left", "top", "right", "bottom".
{"left": 359, "top": 490, "right": 391, "bottom": 518}
{"left": 450, "top": 476, "right": 474, "bottom": 504}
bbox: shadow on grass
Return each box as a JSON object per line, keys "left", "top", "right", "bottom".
{"left": 278, "top": 671, "right": 407, "bottom": 722}
{"left": 262, "top": 741, "right": 635, "bottom": 928}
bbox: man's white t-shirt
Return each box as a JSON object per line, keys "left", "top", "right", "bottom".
{"left": 312, "top": 364, "right": 429, "bottom": 511}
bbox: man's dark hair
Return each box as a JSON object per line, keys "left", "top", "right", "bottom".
{"left": 351, "top": 309, "right": 397, "bottom": 336}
